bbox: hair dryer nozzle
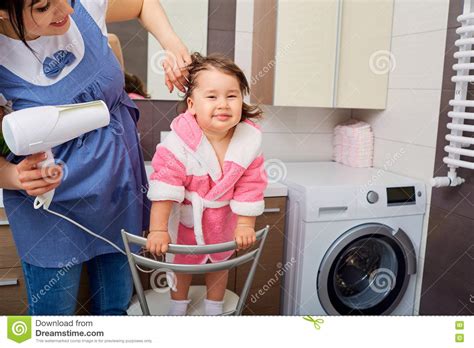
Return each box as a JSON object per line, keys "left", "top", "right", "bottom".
{"left": 2, "top": 100, "right": 110, "bottom": 156}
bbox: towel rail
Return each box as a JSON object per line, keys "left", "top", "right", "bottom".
{"left": 432, "top": 0, "right": 474, "bottom": 188}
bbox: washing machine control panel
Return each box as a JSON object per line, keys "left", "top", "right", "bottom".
{"left": 365, "top": 186, "right": 419, "bottom": 206}
{"left": 386, "top": 186, "right": 417, "bottom": 206}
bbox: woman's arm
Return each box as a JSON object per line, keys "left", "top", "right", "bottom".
{"left": 107, "top": 33, "right": 125, "bottom": 70}
{"left": 106, "top": 0, "right": 191, "bottom": 93}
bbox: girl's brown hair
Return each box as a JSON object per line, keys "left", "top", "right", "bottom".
{"left": 177, "top": 52, "right": 263, "bottom": 121}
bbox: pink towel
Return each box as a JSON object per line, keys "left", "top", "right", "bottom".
{"left": 333, "top": 119, "right": 374, "bottom": 168}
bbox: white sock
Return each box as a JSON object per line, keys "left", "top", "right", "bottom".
{"left": 204, "top": 299, "right": 224, "bottom": 316}
{"left": 167, "top": 299, "right": 191, "bottom": 316}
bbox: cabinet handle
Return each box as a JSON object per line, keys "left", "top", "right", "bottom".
{"left": 264, "top": 208, "right": 281, "bottom": 213}
{"left": 0, "top": 278, "right": 18, "bottom": 287}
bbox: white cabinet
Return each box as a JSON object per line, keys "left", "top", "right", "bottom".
{"left": 251, "top": 0, "right": 394, "bottom": 109}
{"left": 273, "top": 0, "right": 339, "bottom": 107}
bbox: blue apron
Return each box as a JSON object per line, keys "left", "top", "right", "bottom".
{"left": 0, "top": 0, "right": 150, "bottom": 267}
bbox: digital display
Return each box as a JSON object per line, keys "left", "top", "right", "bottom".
{"left": 387, "top": 186, "right": 416, "bottom": 205}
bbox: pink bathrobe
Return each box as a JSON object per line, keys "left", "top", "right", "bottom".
{"left": 147, "top": 110, "right": 268, "bottom": 264}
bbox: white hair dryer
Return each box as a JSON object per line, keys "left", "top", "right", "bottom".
{"left": 2, "top": 101, "right": 110, "bottom": 210}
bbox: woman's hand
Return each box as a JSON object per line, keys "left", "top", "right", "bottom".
{"left": 234, "top": 225, "right": 256, "bottom": 251}
{"left": 106, "top": 0, "right": 192, "bottom": 93}
{"left": 146, "top": 230, "right": 171, "bottom": 256}
{"left": 162, "top": 35, "right": 192, "bottom": 93}
{"left": 16, "top": 152, "right": 63, "bottom": 197}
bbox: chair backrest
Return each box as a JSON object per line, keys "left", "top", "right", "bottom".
{"left": 121, "top": 225, "right": 270, "bottom": 315}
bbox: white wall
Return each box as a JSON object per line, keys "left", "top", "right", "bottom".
{"left": 352, "top": 0, "right": 450, "bottom": 314}
{"left": 234, "top": 0, "right": 351, "bottom": 162}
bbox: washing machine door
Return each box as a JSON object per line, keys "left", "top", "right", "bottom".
{"left": 317, "top": 223, "right": 416, "bottom": 315}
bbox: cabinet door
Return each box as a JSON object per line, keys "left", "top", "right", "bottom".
{"left": 235, "top": 197, "right": 286, "bottom": 315}
{"left": 273, "top": 0, "right": 339, "bottom": 107}
{"left": 0, "top": 267, "right": 28, "bottom": 315}
{"left": 0, "top": 225, "right": 20, "bottom": 269}
{"left": 335, "top": 0, "right": 393, "bottom": 109}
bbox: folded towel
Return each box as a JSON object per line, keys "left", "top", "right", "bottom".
{"left": 333, "top": 119, "right": 374, "bottom": 168}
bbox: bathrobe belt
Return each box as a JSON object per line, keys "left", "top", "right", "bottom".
{"left": 184, "top": 190, "right": 230, "bottom": 245}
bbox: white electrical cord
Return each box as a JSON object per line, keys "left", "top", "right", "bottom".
{"left": 44, "top": 206, "right": 126, "bottom": 255}
{"left": 38, "top": 202, "right": 157, "bottom": 274}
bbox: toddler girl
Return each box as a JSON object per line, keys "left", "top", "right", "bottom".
{"left": 146, "top": 53, "right": 268, "bottom": 316}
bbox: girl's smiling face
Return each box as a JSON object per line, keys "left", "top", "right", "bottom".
{"left": 0, "top": 0, "right": 74, "bottom": 40}
{"left": 187, "top": 68, "right": 243, "bottom": 136}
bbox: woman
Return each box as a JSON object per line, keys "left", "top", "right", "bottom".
{"left": 0, "top": 0, "right": 190, "bottom": 315}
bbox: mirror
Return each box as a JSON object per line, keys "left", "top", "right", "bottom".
{"left": 107, "top": 0, "right": 209, "bottom": 100}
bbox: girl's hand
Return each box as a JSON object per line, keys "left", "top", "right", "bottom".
{"left": 234, "top": 225, "right": 256, "bottom": 251}
{"left": 146, "top": 230, "right": 171, "bottom": 256}
{"left": 16, "top": 152, "right": 63, "bottom": 197}
{"left": 162, "top": 35, "right": 192, "bottom": 93}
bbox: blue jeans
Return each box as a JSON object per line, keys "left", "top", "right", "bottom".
{"left": 21, "top": 253, "right": 133, "bottom": 315}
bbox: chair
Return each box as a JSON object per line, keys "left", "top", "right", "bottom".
{"left": 121, "top": 225, "right": 270, "bottom": 316}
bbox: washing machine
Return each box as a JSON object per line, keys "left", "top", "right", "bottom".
{"left": 281, "top": 162, "right": 426, "bottom": 315}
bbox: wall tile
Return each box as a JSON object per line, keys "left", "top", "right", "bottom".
{"left": 261, "top": 105, "right": 351, "bottom": 134}
{"left": 420, "top": 206, "right": 474, "bottom": 315}
{"left": 208, "top": 0, "right": 237, "bottom": 31}
{"left": 135, "top": 100, "right": 179, "bottom": 161}
{"left": 262, "top": 133, "right": 334, "bottom": 162}
{"left": 447, "top": 0, "right": 463, "bottom": 29}
{"left": 234, "top": 31, "right": 254, "bottom": 82}
{"left": 389, "top": 30, "right": 448, "bottom": 90}
{"left": 392, "top": 0, "right": 449, "bottom": 37}
{"left": 236, "top": 0, "right": 255, "bottom": 33}
{"left": 354, "top": 89, "right": 441, "bottom": 148}
{"left": 207, "top": 29, "right": 236, "bottom": 58}
{"left": 373, "top": 138, "right": 436, "bottom": 182}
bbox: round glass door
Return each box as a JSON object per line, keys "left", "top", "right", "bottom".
{"left": 318, "top": 224, "right": 415, "bottom": 315}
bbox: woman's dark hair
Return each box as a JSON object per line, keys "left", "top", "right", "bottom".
{"left": 0, "top": 0, "right": 75, "bottom": 49}
{"left": 124, "top": 72, "right": 150, "bottom": 99}
{"left": 177, "top": 52, "right": 263, "bottom": 122}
